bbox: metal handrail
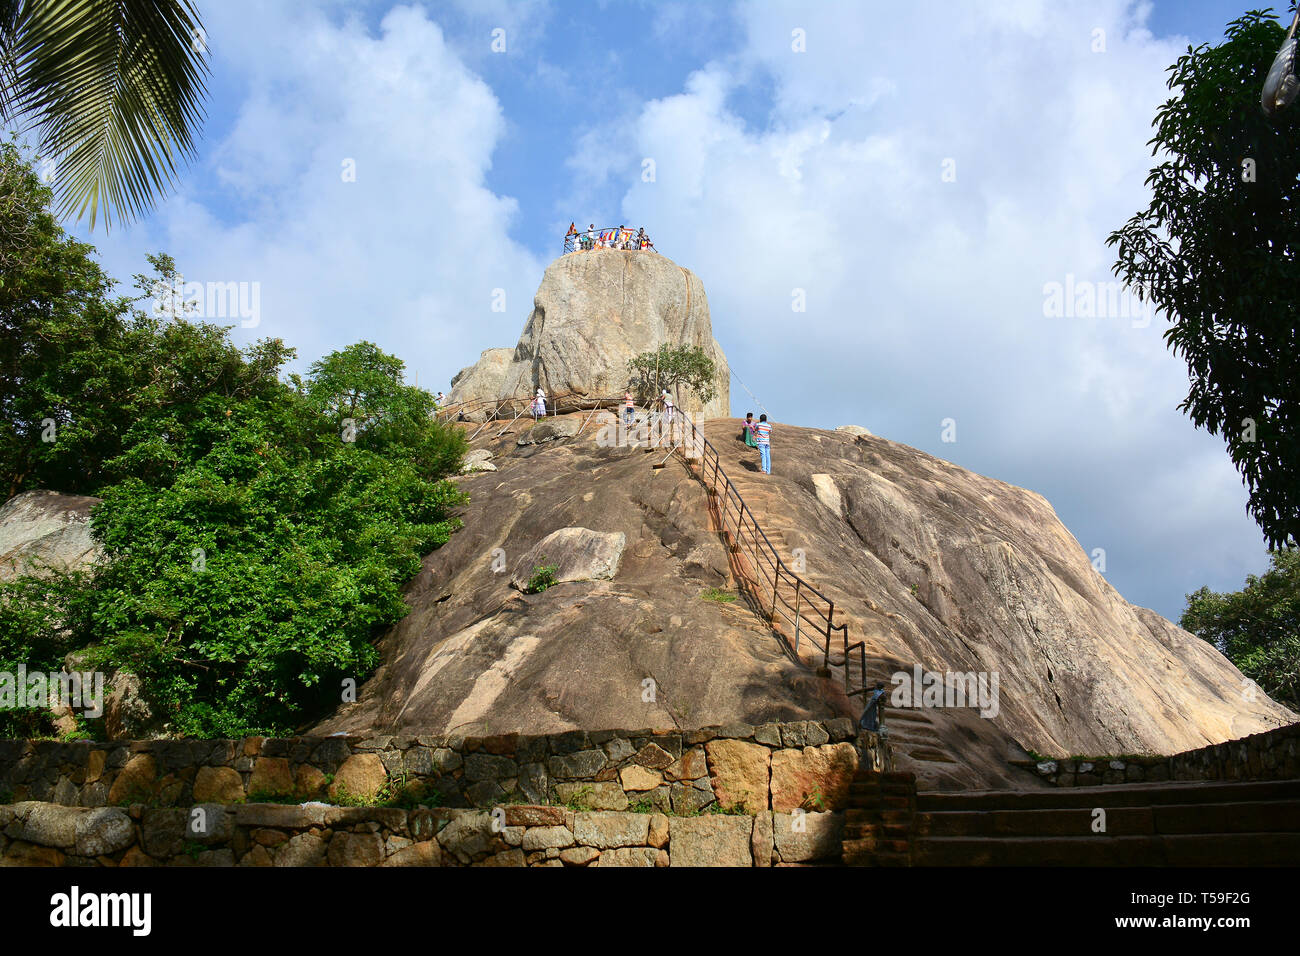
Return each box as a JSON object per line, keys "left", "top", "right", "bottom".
{"left": 454, "top": 394, "right": 658, "bottom": 443}
{"left": 672, "top": 415, "right": 868, "bottom": 698}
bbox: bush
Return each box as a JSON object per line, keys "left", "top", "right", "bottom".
{"left": 526, "top": 559, "right": 558, "bottom": 594}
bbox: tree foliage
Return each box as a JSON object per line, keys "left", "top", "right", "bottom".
{"left": 0, "top": 145, "right": 467, "bottom": 737}
{"left": 0, "top": 0, "right": 210, "bottom": 230}
{"left": 1180, "top": 548, "right": 1300, "bottom": 712}
{"left": 1109, "top": 10, "right": 1300, "bottom": 548}
{"left": 626, "top": 343, "right": 717, "bottom": 406}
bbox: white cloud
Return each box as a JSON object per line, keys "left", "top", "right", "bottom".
{"left": 95, "top": 1, "right": 544, "bottom": 389}
{"left": 595, "top": 0, "right": 1266, "bottom": 615}
{"left": 78, "top": 0, "right": 1266, "bottom": 619}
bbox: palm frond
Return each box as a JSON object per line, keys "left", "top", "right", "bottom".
{"left": 0, "top": 0, "right": 209, "bottom": 230}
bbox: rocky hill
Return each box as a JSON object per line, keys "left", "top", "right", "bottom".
{"left": 450, "top": 248, "right": 730, "bottom": 418}
{"left": 314, "top": 417, "right": 839, "bottom": 740}
{"left": 314, "top": 414, "right": 1295, "bottom": 789}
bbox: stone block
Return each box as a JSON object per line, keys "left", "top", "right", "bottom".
{"left": 670, "top": 816, "right": 752, "bottom": 867}
{"left": 573, "top": 812, "right": 650, "bottom": 848}
{"left": 773, "top": 811, "right": 844, "bottom": 862}
{"left": 769, "top": 743, "right": 859, "bottom": 812}
{"left": 705, "top": 738, "right": 770, "bottom": 814}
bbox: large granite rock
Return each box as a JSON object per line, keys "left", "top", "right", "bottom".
{"left": 314, "top": 417, "right": 840, "bottom": 739}
{"left": 449, "top": 348, "right": 515, "bottom": 420}
{"left": 314, "top": 416, "right": 1295, "bottom": 790}
{"left": 0, "top": 490, "right": 103, "bottom": 580}
{"left": 696, "top": 420, "right": 1296, "bottom": 787}
{"left": 449, "top": 249, "right": 730, "bottom": 418}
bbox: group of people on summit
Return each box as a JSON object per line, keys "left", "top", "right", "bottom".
{"left": 566, "top": 222, "right": 654, "bottom": 251}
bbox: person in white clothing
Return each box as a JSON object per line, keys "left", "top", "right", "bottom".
{"left": 533, "top": 388, "right": 547, "bottom": 420}
{"left": 661, "top": 389, "right": 675, "bottom": 425}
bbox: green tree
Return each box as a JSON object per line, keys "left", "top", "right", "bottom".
{"left": 0, "top": 138, "right": 139, "bottom": 497}
{"left": 1180, "top": 548, "right": 1300, "bottom": 712}
{"left": 0, "top": 146, "right": 468, "bottom": 736}
{"left": 626, "top": 343, "right": 717, "bottom": 407}
{"left": 1109, "top": 10, "right": 1300, "bottom": 548}
{"left": 297, "top": 341, "right": 466, "bottom": 480}
{"left": 0, "top": 150, "right": 289, "bottom": 497}
{"left": 0, "top": 0, "right": 210, "bottom": 230}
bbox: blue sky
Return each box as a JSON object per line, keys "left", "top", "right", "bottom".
{"left": 42, "top": 0, "right": 1293, "bottom": 622}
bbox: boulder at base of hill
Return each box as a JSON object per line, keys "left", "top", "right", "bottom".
{"left": 461, "top": 449, "right": 496, "bottom": 473}
{"left": 0, "top": 490, "right": 103, "bottom": 580}
{"left": 510, "top": 528, "right": 626, "bottom": 592}
{"left": 517, "top": 418, "right": 581, "bottom": 445}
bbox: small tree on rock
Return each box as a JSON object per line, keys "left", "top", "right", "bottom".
{"left": 626, "top": 344, "right": 716, "bottom": 407}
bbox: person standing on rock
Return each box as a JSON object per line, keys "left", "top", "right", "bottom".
{"left": 859, "top": 682, "right": 887, "bottom": 732}
{"left": 741, "top": 412, "right": 758, "bottom": 449}
{"left": 661, "top": 389, "right": 675, "bottom": 425}
{"left": 533, "top": 387, "right": 547, "bottom": 420}
{"left": 755, "top": 413, "right": 771, "bottom": 474}
{"left": 623, "top": 389, "right": 636, "bottom": 425}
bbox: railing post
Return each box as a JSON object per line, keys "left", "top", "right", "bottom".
{"left": 793, "top": 580, "right": 802, "bottom": 654}
{"left": 824, "top": 615, "right": 834, "bottom": 671}
{"left": 772, "top": 564, "right": 780, "bottom": 622}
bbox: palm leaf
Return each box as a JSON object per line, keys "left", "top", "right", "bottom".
{"left": 0, "top": 0, "right": 209, "bottom": 230}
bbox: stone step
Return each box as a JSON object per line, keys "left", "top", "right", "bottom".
{"left": 900, "top": 748, "right": 960, "bottom": 764}
{"left": 846, "top": 787, "right": 917, "bottom": 802}
{"left": 916, "top": 778, "right": 1300, "bottom": 812}
{"left": 844, "top": 821, "right": 913, "bottom": 837}
{"left": 883, "top": 727, "right": 945, "bottom": 744}
{"left": 912, "top": 832, "right": 1300, "bottom": 867}
{"left": 914, "top": 800, "right": 1300, "bottom": 838}
{"left": 841, "top": 837, "right": 912, "bottom": 856}
{"left": 887, "top": 739, "right": 949, "bottom": 756}
{"left": 886, "top": 734, "right": 948, "bottom": 751}
{"left": 876, "top": 709, "right": 937, "bottom": 724}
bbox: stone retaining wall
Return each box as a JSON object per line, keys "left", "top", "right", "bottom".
{"left": 0, "top": 800, "right": 846, "bottom": 867}
{"left": 1031, "top": 722, "right": 1299, "bottom": 787}
{"left": 0, "top": 720, "right": 889, "bottom": 816}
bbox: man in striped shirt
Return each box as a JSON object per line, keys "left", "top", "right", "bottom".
{"left": 755, "top": 414, "right": 771, "bottom": 474}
